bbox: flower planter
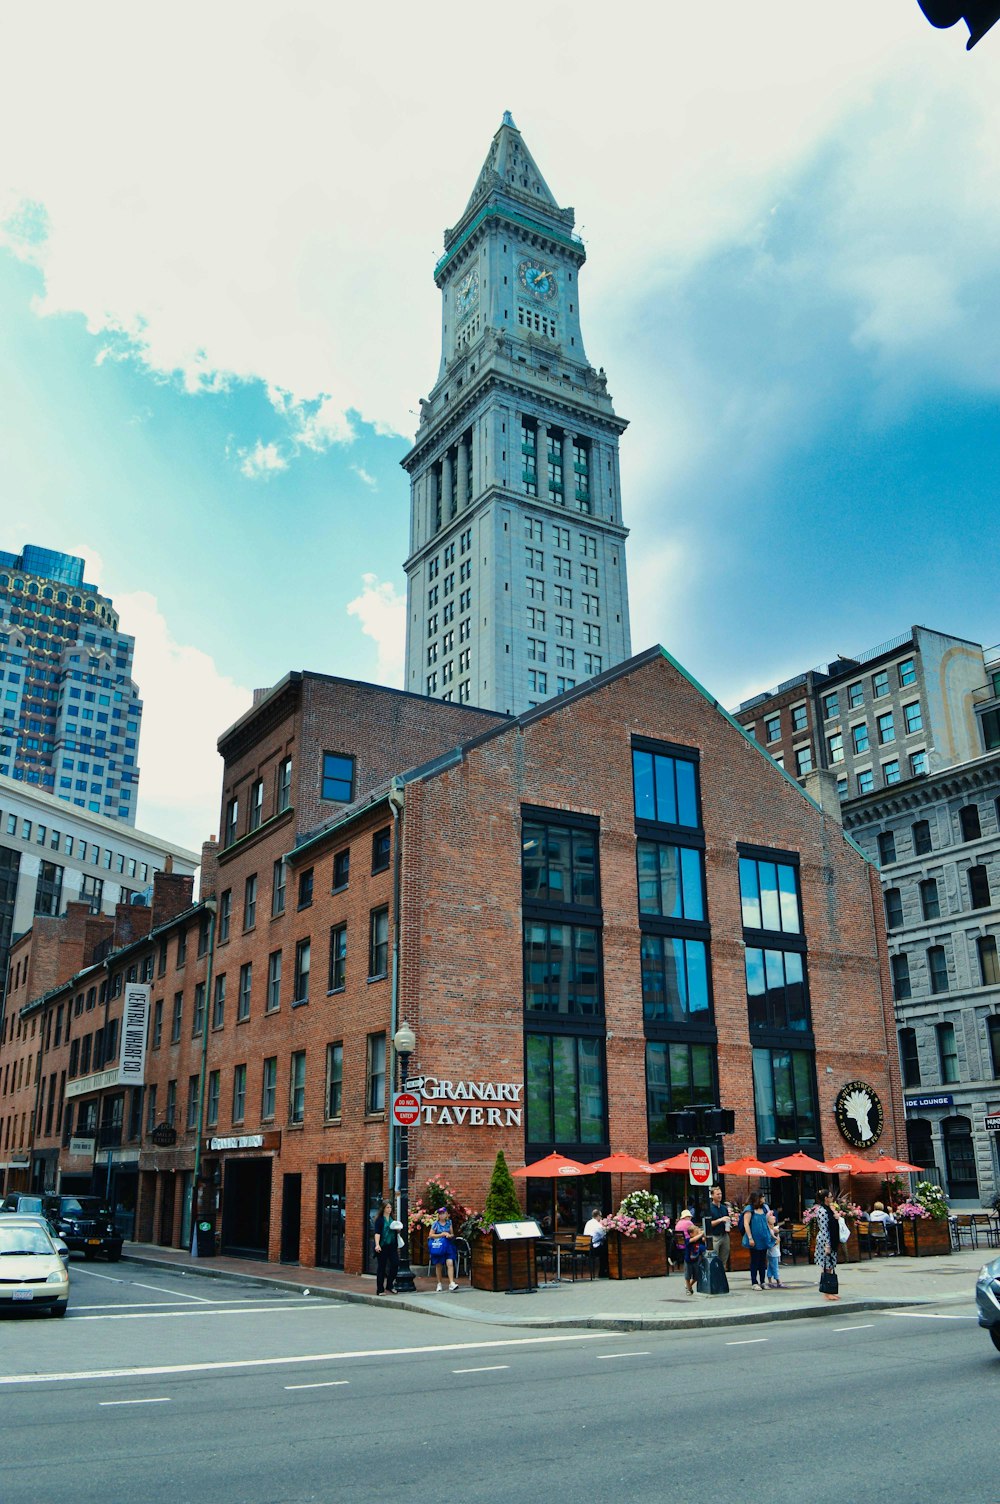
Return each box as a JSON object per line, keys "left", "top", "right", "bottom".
{"left": 898, "top": 1218, "right": 951, "bottom": 1257}
{"left": 471, "top": 1233, "right": 537, "bottom": 1292}
{"left": 409, "top": 1226, "right": 428, "bottom": 1269}
{"left": 607, "top": 1231, "right": 668, "bottom": 1280}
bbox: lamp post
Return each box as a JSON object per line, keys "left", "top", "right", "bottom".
{"left": 392, "top": 1020, "right": 417, "bottom": 1293}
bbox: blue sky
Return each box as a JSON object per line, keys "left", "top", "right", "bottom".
{"left": 1, "top": 4, "right": 997, "bottom": 850}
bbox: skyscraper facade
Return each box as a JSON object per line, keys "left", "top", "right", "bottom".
{"left": 402, "top": 114, "right": 631, "bottom": 715}
{"left": 0, "top": 545, "right": 143, "bottom": 825}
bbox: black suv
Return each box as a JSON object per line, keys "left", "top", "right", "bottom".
{"left": 47, "top": 1196, "right": 124, "bottom": 1261}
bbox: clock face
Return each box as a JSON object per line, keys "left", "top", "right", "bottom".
{"left": 517, "top": 258, "right": 558, "bottom": 301}
{"left": 455, "top": 266, "right": 480, "bottom": 316}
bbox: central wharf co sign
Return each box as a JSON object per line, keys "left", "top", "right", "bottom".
{"left": 418, "top": 1077, "right": 523, "bottom": 1127}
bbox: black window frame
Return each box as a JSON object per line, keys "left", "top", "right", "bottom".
{"left": 368, "top": 907, "right": 389, "bottom": 979}
{"left": 899, "top": 1027, "right": 921, "bottom": 1088}
{"left": 321, "top": 752, "right": 355, "bottom": 804}
{"left": 329, "top": 923, "right": 347, "bottom": 992}
{"left": 371, "top": 827, "right": 391, "bottom": 875}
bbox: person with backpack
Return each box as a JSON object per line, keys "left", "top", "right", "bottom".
{"left": 742, "top": 1191, "right": 774, "bottom": 1290}
{"left": 681, "top": 1211, "right": 706, "bottom": 1295}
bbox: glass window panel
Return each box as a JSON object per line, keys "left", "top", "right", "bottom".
{"left": 784, "top": 951, "right": 808, "bottom": 1029}
{"left": 546, "top": 828, "right": 570, "bottom": 900}
{"left": 777, "top": 865, "right": 800, "bottom": 933}
{"left": 645, "top": 1042, "right": 670, "bottom": 1139}
{"left": 572, "top": 829, "right": 597, "bottom": 905}
{"left": 552, "top": 1036, "right": 578, "bottom": 1142}
{"left": 654, "top": 756, "right": 677, "bottom": 825}
{"left": 670, "top": 1043, "right": 693, "bottom": 1105}
{"left": 746, "top": 948, "right": 766, "bottom": 1028}
{"left": 526, "top": 1035, "right": 552, "bottom": 1142}
{"left": 739, "top": 858, "right": 761, "bottom": 928}
{"left": 578, "top": 1037, "right": 605, "bottom": 1143}
{"left": 772, "top": 1052, "right": 796, "bottom": 1140}
{"left": 792, "top": 1052, "right": 817, "bottom": 1138}
{"left": 691, "top": 1043, "right": 713, "bottom": 1098}
{"left": 680, "top": 846, "right": 704, "bottom": 921}
{"left": 632, "top": 750, "right": 655, "bottom": 821}
{"left": 765, "top": 949, "right": 786, "bottom": 1025}
{"left": 637, "top": 842, "right": 661, "bottom": 914}
{"left": 752, "top": 1049, "right": 776, "bottom": 1144}
{"left": 686, "top": 940, "right": 709, "bottom": 1014}
{"left": 759, "top": 862, "right": 781, "bottom": 930}
{"left": 521, "top": 823, "right": 544, "bottom": 899}
{"left": 675, "top": 759, "right": 697, "bottom": 827}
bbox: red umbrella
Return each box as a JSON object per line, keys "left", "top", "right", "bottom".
{"left": 768, "top": 1151, "right": 829, "bottom": 1173}
{"left": 717, "top": 1156, "right": 789, "bottom": 1177}
{"left": 853, "top": 1155, "right": 920, "bottom": 1175}
{"left": 512, "top": 1154, "right": 590, "bottom": 1236}
{"left": 647, "top": 1152, "right": 692, "bottom": 1173}
{"left": 822, "top": 1152, "right": 875, "bottom": 1175}
{"left": 585, "top": 1150, "right": 652, "bottom": 1207}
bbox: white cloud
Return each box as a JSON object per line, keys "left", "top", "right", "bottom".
{"left": 238, "top": 439, "right": 288, "bottom": 480}
{"left": 346, "top": 574, "right": 405, "bottom": 687}
{"left": 350, "top": 464, "right": 377, "bottom": 490}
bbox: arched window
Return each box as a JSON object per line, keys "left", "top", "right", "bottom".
{"left": 906, "top": 1118, "right": 935, "bottom": 1175}
{"left": 959, "top": 804, "right": 981, "bottom": 842}
{"left": 968, "top": 865, "right": 991, "bottom": 910}
{"left": 884, "top": 888, "right": 903, "bottom": 928}
{"left": 942, "top": 1115, "right": 979, "bottom": 1200}
{"left": 912, "top": 819, "right": 932, "bottom": 855}
{"left": 919, "top": 879, "right": 940, "bottom": 921}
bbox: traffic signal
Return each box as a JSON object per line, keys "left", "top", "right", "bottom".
{"left": 917, "top": 1, "right": 1000, "bottom": 48}
{"left": 667, "top": 1106, "right": 735, "bottom": 1138}
{"left": 702, "top": 1107, "right": 736, "bottom": 1136}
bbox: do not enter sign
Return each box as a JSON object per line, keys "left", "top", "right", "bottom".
{"left": 688, "top": 1146, "right": 713, "bottom": 1187}
{"left": 392, "top": 1091, "right": 422, "bottom": 1127}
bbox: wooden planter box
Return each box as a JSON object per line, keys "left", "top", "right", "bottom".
{"left": 607, "top": 1231, "right": 668, "bottom": 1280}
{"left": 471, "top": 1233, "right": 537, "bottom": 1292}
{"left": 898, "top": 1218, "right": 952, "bottom": 1257}
{"left": 409, "top": 1226, "right": 428, "bottom": 1269}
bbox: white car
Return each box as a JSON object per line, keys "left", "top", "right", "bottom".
{"left": 976, "top": 1254, "right": 1000, "bottom": 1353}
{"left": 0, "top": 1214, "right": 70, "bottom": 1317}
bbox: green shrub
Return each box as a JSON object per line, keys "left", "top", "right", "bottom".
{"left": 483, "top": 1150, "right": 522, "bottom": 1226}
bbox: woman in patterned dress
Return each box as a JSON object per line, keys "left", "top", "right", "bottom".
{"left": 812, "top": 1187, "right": 841, "bottom": 1301}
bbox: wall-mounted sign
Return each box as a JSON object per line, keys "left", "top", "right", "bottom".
{"left": 905, "top": 1094, "right": 954, "bottom": 1110}
{"left": 418, "top": 1077, "right": 523, "bottom": 1127}
{"left": 68, "top": 1137, "right": 95, "bottom": 1157}
{"left": 985, "top": 1114, "right": 1000, "bottom": 1133}
{"left": 208, "top": 1134, "right": 264, "bottom": 1151}
{"left": 834, "top": 1081, "right": 884, "bottom": 1149}
{"left": 150, "top": 1123, "right": 178, "bottom": 1148}
{"left": 119, "top": 984, "right": 151, "bottom": 1088}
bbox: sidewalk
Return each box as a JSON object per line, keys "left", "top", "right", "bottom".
{"left": 122, "top": 1242, "right": 985, "bottom": 1332}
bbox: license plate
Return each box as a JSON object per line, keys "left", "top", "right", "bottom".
{"left": 12, "top": 1290, "right": 34, "bottom": 1302}
{"left": 87, "top": 1238, "right": 101, "bottom": 1245}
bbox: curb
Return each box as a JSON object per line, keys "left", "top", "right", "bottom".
{"left": 122, "top": 1252, "right": 948, "bottom": 1333}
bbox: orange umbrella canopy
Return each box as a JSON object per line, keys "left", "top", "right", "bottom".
{"left": 717, "top": 1156, "right": 789, "bottom": 1177}
{"left": 768, "top": 1151, "right": 828, "bottom": 1173}
{"left": 823, "top": 1152, "right": 876, "bottom": 1175}
{"left": 585, "top": 1152, "right": 651, "bottom": 1174}
{"left": 512, "top": 1153, "right": 589, "bottom": 1178}
{"left": 853, "top": 1155, "right": 921, "bottom": 1175}
{"left": 647, "top": 1152, "right": 691, "bottom": 1173}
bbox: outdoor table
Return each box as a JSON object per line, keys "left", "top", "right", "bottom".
{"left": 537, "top": 1239, "right": 563, "bottom": 1285}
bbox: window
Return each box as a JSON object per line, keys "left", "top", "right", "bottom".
{"left": 936, "top": 1022, "right": 958, "bottom": 1084}
{"left": 884, "top": 888, "right": 902, "bottom": 929}
{"left": 827, "top": 732, "right": 844, "bottom": 765}
{"left": 764, "top": 715, "right": 781, "bottom": 743}
{"left": 645, "top": 1041, "right": 715, "bottom": 1140}
{"left": 321, "top": 753, "right": 354, "bottom": 803}
{"left": 858, "top": 769, "right": 874, "bottom": 795}
{"left": 920, "top": 879, "right": 941, "bottom": 921}
{"left": 152, "top": 998, "right": 163, "bottom": 1049}
{"left": 739, "top": 856, "right": 801, "bottom": 934}
{"left": 877, "top": 831, "right": 896, "bottom": 866}
{"left": 372, "top": 827, "right": 391, "bottom": 874}
{"left": 795, "top": 746, "right": 813, "bottom": 776}
{"left": 333, "top": 848, "right": 350, "bottom": 889}
{"left": 218, "top": 889, "right": 231, "bottom": 943}
{"left": 632, "top": 746, "right": 699, "bottom": 828}
{"left": 791, "top": 705, "right": 807, "bottom": 733}
{"left": 187, "top": 1075, "right": 199, "bottom": 1130}
{"left": 554, "top": 615, "right": 572, "bottom": 640}
{"left": 524, "top": 922, "right": 602, "bottom": 1015}
{"left": 272, "top": 859, "right": 286, "bottom": 916}
{"left": 277, "top": 757, "right": 292, "bottom": 812}
{"left": 745, "top": 948, "right": 809, "bottom": 1030}
{"left": 366, "top": 1032, "right": 386, "bottom": 1113}
{"left": 636, "top": 841, "right": 703, "bottom": 920}
{"left": 262, "top": 1057, "right": 277, "bottom": 1120}
{"left": 969, "top": 865, "right": 991, "bottom": 909}
{"left": 837, "top": 777, "right": 848, "bottom": 801}
{"left": 877, "top": 712, "right": 895, "bottom": 744}
{"left": 752, "top": 1048, "right": 818, "bottom": 1144}
{"left": 526, "top": 1033, "right": 606, "bottom": 1145}
{"left": 883, "top": 760, "right": 901, "bottom": 786}
{"left": 959, "top": 805, "right": 981, "bottom": 842}
{"left": 910, "top": 751, "right": 928, "bottom": 777}
{"left": 369, "top": 907, "right": 389, "bottom": 978}
{"left": 891, "top": 953, "right": 911, "bottom": 1000}
{"left": 927, "top": 945, "right": 949, "bottom": 994}
{"left": 822, "top": 692, "right": 839, "bottom": 721}
{"left": 522, "top": 818, "right": 598, "bottom": 906}
{"left": 232, "top": 1064, "right": 247, "bottom": 1123}
{"left": 903, "top": 701, "right": 923, "bottom": 734}
{"left": 912, "top": 820, "right": 932, "bottom": 855}
{"left": 34, "top": 861, "right": 63, "bottom": 917}
{"left": 989, "top": 1016, "right": 1000, "bottom": 1078}
{"left": 640, "top": 935, "right": 710, "bottom": 1022}
{"left": 872, "top": 670, "right": 889, "bottom": 698}
{"left": 326, "top": 1043, "right": 343, "bottom": 1119}
{"left": 899, "top": 1028, "right": 921, "bottom": 1088}
{"left": 852, "top": 723, "right": 870, "bottom": 754}
{"left": 224, "top": 798, "right": 239, "bottom": 848}
{"left": 244, "top": 873, "right": 257, "bottom": 929}
{"left": 205, "top": 1074, "right": 219, "bottom": 1128}
{"left": 527, "top": 637, "right": 546, "bottom": 662}
{"left": 238, "top": 962, "right": 252, "bottom": 1022}
{"left": 165, "top": 1080, "right": 177, "bottom": 1129}
{"left": 192, "top": 982, "right": 206, "bottom": 1037}
{"left": 898, "top": 657, "right": 916, "bottom": 686}
{"left": 298, "top": 867, "right": 314, "bottom": 909}
{"left": 266, "top": 950, "right": 281, "bottom": 1013}
{"left": 171, "top": 992, "right": 183, "bottom": 1043}
{"left": 212, "top": 974, "right": 226, "bottom": 1029}
{"left": 293, "top": 939, "right": 311, "bottom": 1005}
{"left": 329, "top": 924, "right": 347, "bottom": 991}
{"left": 249, "top": 779, "right": 264, "bottom": 832}
{"left": 528, "top": 669, "right": 547, "bottom": 695}
{"left": 978, "top": 936, "right": 1000, "bottom": 987}
{"left": 848, "top": 682, "right": 864, "bottom": 709}
{"left": 289, "top": 1052, "right": 306, "bottom": 1124}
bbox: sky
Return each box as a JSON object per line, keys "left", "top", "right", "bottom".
{"left": 1, "top": 2, "right": 998, "bottom": 853}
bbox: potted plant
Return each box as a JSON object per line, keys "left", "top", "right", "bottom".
{"left": 897, "top": 1182, "right": 951, "bottom": 1256}
{"left": 470, "top": 1151, "right": 535, "bottom": 1291}
{"left": 407, "top": 1177, "right": 469, "bottom": 1268}
{"left": 603, "top": 1190, "right": 671, "bottom": 1280}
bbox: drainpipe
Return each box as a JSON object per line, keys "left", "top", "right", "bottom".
{"left": 189, "top": 898, "right": 217, "bottom": 1255}
{"left": 387, "top": 776, "right": 405, "bottom": 1200}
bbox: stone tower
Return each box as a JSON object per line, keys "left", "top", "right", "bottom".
{"left": 402, "top": 114, "right": 631, "bottom": 714}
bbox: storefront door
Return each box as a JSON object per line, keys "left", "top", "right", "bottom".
{"left": 221, "top": 1157, "right": 273, "bottom": 1258}
{"left": 316, "top": 1164, "right": 346, "bottom": 1269}
{"left": 280, "top": 1174, "right": 301, "bottom": 1263}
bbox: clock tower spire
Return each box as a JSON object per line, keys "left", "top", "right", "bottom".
{"left": 402, "top": 117, "right": 631, "bottom": 714}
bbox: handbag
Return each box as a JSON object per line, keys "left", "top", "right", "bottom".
{"left": 428, "top": 1235, "right": 447, "bottom": 1259}
{"left": 397, "top": 1234, "right": 406, "bottom": 1249}
{"left": 819, "top": 1267, "right": 839, "bottom": 1295}
{"left": 837, "top": 1216, "right": 850, "bottom": 1244}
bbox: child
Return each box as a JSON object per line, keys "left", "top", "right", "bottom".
{"left": 683, "top": 1220, "right": 706, "bottom": 1295}
{"left": 765, "top": 1208, "right": 784, "bottom": 1289}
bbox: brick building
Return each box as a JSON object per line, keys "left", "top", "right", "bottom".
{"left": 2, "top": 651, "right": 901, "bottom": 1273}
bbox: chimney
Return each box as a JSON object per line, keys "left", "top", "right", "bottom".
{"left": 151, "top": 871, "right": 195, "bottom": 927}
{"left": 802, "top": 768, "right": 844, "bottom": 823}
{"left": 199, "top": 837, "right": 220, "bottom": 902}
{"left": 252, "top": 686, "right": 272, "bottom": 706}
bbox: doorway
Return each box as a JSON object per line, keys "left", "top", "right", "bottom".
{"left": 280, "top": 1174, "right": 302, "bottom": 1263}
{"left": 943, "top": 1115, "right": 979, "bottom": 1201}
{"left": 316, "top": 1164, "right": 346, "bottom": 1269}
{"left": 221, "top": 1157, "right": 273, "bottom": 1258}
{"left": 362, "top": 1162, "right": 383, "bottom": 1274}
{"left": 158, "top": 1173, "right": 175, "bottom": 1246}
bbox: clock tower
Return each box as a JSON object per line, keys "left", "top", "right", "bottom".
{"left": 402, "top": 113, "right": 631, "bottom": 714}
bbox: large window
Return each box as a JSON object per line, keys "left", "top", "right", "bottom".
{"left": 632, "top": 746, "right": 699, "bottom": 828}
{"left": 936, "top": 1022, "right": 959, "bottom": 1084}
{"left": 912, "top": 819, "right": 932, "bottom": 855}
{"left": 928, "top": 945, "right": 949, "bottom": 994}
{"left": 326, "top": 1043, "right": 343, "bottom": 1119}
{"left": 369, "top": 907, "right": 388, "bottom": 978}
{"left": 262, "top": 1057, "right": 277, "bottom": 1120}
{"left": 34, "top": 861, "right": 63, "bottom": 917}
{"left": 739, "top": 856, "right": 801, "bottom": 934}
{"left": 322, "top": 753, "right": 354, "bottom": 803}
{"left": 640, "top": 936, "right": 709, "bottom": 1023}
{"left": 752, "top": 1048, "right": 819, "bottom": 1145}
{"left": 988, "top": 1015, "right": 1000, "bottom": 1078}
{"left": 968, "top": 865, "right": 991, "bottom": 910}
{"left": 266, "top": 950, "right": 281, "bottom": 1013}
{"left": 891, "top": 953, "right": 911, "bottom": 1000}
{"left": 232, "top": 1064, "right": 246, "bottom": 1123}
{"left": 979, "top": 936, "right": 1000, "bottom": 988}
{"left": 293, "top": 939, "right": 311, "bottom": 1006}
{"left": 920, "top": 879, "right": 940, "bottom": 921}
{"left": 637, "top": 841, "right": 703, "bottom": 920}
{"left": 645, "top": 1040, "right": 714, "bottom": 1141}
{"left": 522, "top": 818, "right": 597, "bottom": 906}
{"left": 884, "top": 888, "right": 902, "bottom": 929}
{"left": 959, "top": 804, "right": 981, "bottom": 842}
{"left": 366, "top": 1032, "right": 386, "bottom": 1113}
{"left": 899, "top": 1027, "right": 921, "bottom": 1088}
{"left": 237, "top": 963, "right": 252, "bottom": 1022}
{"left": 526, "top": 1033, "right": 606, "bottom": 1146}
{"left": 329, "top": 924, "right": 347, "bottom": 991}
{"left": 289, "top": 1052, "right": 306, "bottom": 1124}
{"left": 745, "top": 948, "right": 809, "bottom": 1030}
{"left": 212, "top": 974, "right": 225, "bottom": 1029}
{"left": 877, "top": 831, "right": 896, "bottom": 866}
{"left": 524, "top": 923, "right": 601, "bottom": 1015}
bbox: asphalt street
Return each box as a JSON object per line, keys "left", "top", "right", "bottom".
{"left": 2, "top": 1262, "right": 996, "bottom": 1504}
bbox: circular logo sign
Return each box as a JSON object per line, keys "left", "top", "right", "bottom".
{"left": 834, "top": 1081, "right": 884, "bottom": 1149}
{"left": 150, "top": 1123, "right": 177, "bottom": 1148}
{"left": 689, "top": 1146, "right": 713, "bottom": 1186}
{"left": 392, "top": 1091, "right": 422, "bottom": 1128}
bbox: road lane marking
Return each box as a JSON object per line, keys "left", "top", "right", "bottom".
{"left": 884, "top": 1311, "right": 971, "bottom": 1321}
{"left": 68, "top": 1302, "right": 327, "bottom": 1322}
{"left": 596, "top": 1352, "right": 650, "bottom": 1360}
{"left": 72, "top": 1268, "right": 127, "bottom": 1283}
{"left": 71, "top": 1299, "right": 263, "bottom": 1312}
{"left": 834, "top": 1324, "right": 875, "bottom": 1332}
{"left": 0, "top": 1332, "right": 606, "bottom": 1387}
{"left": 284, "top": 1381, "right": 350, "bottom": 1390}
{"left": 452, "top": 1365, "right": 509, "bottom": 1374}
{"left": 99, "top": 1398, "right": 171, "bottom": 1407}
{"left": 131, "top": 1281, "right": 214, "bottom": 1303}
{"left": 725, "top": 1338, "right": 768, "bottom": 1346}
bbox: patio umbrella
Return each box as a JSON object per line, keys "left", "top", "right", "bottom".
{"left": 768, "top": 1150, "right": 829, "bottom": 1217}
{"left": 822, "top": 1152, "right": 875, "bottom": 1175}
{"left": 585, "top": 1151, "right": 652, "bottom": 1207}
{"left": 717, "top": 1156, "right": 790, "bottom": 1177}
{"left": 512, "top": 1153, "right": 589, "bottom": 1234}
{"left": 647, "top": 1152, "right": 692, "bottom": 1173}
{"left": 855, "top": 1155, "right": 920, "bottom": 1175}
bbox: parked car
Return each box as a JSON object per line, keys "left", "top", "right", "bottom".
{"left": 0, "top": 1212, "right": 70, "bottom": 1264}
{"left": 976, "top": 1255, "right": 1000, "bottom": 1352}
{"left": 0, "top": 1215, "right": 70, "bottom": 1316}
{"left": 0, "top": 1192, "right": 60, "bottom": 1236}
{"left": 47, "top": 1195, "right": 124, "bottom": 1261}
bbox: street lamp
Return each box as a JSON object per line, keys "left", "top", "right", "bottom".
{"left": 393, "top": 1020, "right": 417, "bottom": 1293}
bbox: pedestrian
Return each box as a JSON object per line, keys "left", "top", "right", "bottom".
{"left": 429, "top": 1205, "right": 459, "bottom": 1292}
{"left": 583, "top": 1206, "right": 606, "bottom": 1248}
{"left": 683, "top": 1218, "right": 706, "bottom": 1295}
{"left": 765, "top": 1207, "right": 784, "bottom": 1289}
{"left": 373, "top": 1198, "right": 398, "bottom": 1296}
{"left": 705, "top": 1186, "right": 732, "bottom": 1269}
{"left": 672, "top": 1206, "right": 695, "bottom": 1269}
{"left": 812, "top": 1188, "right": 841, "bottom": 1301}
{"left": 742, "top": 1191, "right": 774, "bottom": 1291}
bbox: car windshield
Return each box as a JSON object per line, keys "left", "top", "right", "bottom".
{"left": 61, "top": 1199, "right": 112, "bottom": 1217}
{"left": 5, "top": 1197, "right": 43, "bottom": 1214}
{"left": 0, "top": 1226, "right": 53, "bottom": 1256}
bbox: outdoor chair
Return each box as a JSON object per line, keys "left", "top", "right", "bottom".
{"left": 561, "top": 1235, "right": 596, "bottom": 1282}
{"left": 788, "top": 1223, "right": 810, "bottom": 1264}
{"left": 953, "top": 1214, "right": 977, "bottom": 1249}
{"left": 855, "top": 1220, "right": 873, "bottom": 1260}
{"left": 972, "top": 1213, "right": 1000, "bottom": 1249}
{"left": 868, "top": 1220, "right": 891, "bottom": 1256}
{"left": 454, "top": 1236, "right": 471, "bottom": 1278}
